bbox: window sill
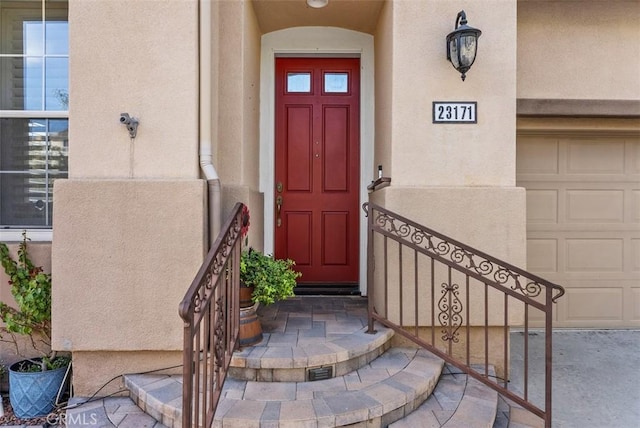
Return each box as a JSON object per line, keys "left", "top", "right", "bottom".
{"left": 0, "top": 229, "right": 53, "bottom": 242}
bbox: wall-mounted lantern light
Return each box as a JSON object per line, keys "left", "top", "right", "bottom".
{"left": 446, "top": 10, "right": 482, "bottom": 81}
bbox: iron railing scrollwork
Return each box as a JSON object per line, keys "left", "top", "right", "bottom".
{"left": 438, "top": 282, "right": 463, "bottom": 343}
{"left": 365, "top": 202, "right": 564, "bottom": 427}
{"left": 179, "top": 203, "right": 245, "bottom": 428}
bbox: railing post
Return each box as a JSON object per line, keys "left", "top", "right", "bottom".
{"left": 182, "top": 320, "right": 193, "bottom": 428}
{"left": 545, "top": 286, "right": 553, "bottom": 428}
{"left": 366, "top": 203, "right": 375, "bottom": 334}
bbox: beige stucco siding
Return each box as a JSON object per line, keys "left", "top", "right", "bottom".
{"left": 518, "top": 0, "right": 640, "bottom": 100}
{"left": 215, "top": 0, "right": 262, "bottom": 225}
{"left": 54, "top": 0, "right": 206, "bottom": 396}
{"left": 52, "top": 180, "right": 206, "bottom": 352}
{"left": 368, "top": 1, "right": 525, "bottom": 330}
{"left": 374, "top": 0, "right": 392, "bottom": 177}
{"left": 389, "top": 1, "right": 517, "bottom": 187}
{"left": 68, "top": 0, "right": 200, "bottom": 179}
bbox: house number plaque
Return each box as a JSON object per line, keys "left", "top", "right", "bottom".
{"left": 432, "top": 102, "right": 477, "bottom": 123}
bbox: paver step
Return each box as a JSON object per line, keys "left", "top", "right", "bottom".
{"left": 228, "top": 296, "right": 393, "bottom": 382}
{"left": 65, "top": 396, "right": 168, "bottom": 428}
{"left": 229, "top": 324, "right": 394, "bottom": 382}
{"left": 390, "top": 364, "right": 498, "bottom": 428}
{"left": 68, "top": 357, "right": 527, "bottom": 428}
{"left": 124, "top": 347, "right": 444, "bottom": 428}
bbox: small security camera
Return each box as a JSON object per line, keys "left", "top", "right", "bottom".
{"left": 119, "top": 112, "right": 139, "bottom": 138}
{"left": 120, "top": 113, "right": 133, "bottom": 125}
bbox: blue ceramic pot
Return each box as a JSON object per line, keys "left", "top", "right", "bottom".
{"left": 9, "top": 359, "right": 67, "bottom": 419}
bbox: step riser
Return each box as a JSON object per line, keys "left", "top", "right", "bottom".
{"left": 211, "top": 350, "right": 443, "bottom": 428}
{"left": 228, "top": 340, "right": 392, "bottom": 382}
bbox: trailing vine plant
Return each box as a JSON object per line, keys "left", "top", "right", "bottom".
{"left": 0, "top": 231, "right": 68, "bottom": 371}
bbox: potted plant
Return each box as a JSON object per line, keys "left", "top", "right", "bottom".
{"left": 236, "top": 206, "right": 301, "bottom": 345}
{"left": 0, "top": 232, "right": 70, "bottom": 419}
{"left": 240, "top": 248, "right": 301, "bottom": 306}
{"left": 238, "top": 249, "right": 301, "bottom": 346}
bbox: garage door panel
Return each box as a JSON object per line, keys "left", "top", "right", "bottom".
{"left": 526, "top": 222, "right": 637, "bottom": 233}
{"left": 564, "top": 287, "right": 623, "bottom": 322}
{"left": 565, "top": 139, "right": 625, "bottom": 174}
{"left": 632, "top": 239, "right": 640, "bottom": 272}
{"left": 631, "top": 287, "right": 640, "bottom": 321}
{"left": 555, "top": 280, "right": 640, "bottom": 327}
{"left": 517, "top": 137, "right": 559, "bottom": 173}
{"left": 566, "top": 238, "right": 623, "bottom": 272}
{"left": 527, "top": 239, "right": 558, "bottom": 272}
{"left": 526, "top": 190, "right": 558, "bottom": 223}
{"left": 629, "top": 140, "right": 640, "bottom": 173}
{"left": 566, "top": 190, "right": 624, "bottom": 223}
{"left": 632, "top": 190, "right": 640, "bottom": 222}
{"left": 518, "top": 134, "right": 639, "bottom": 328}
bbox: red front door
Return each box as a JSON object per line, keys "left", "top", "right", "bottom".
{"left": 274, "top": 57, "right": 360, "bottom": 285}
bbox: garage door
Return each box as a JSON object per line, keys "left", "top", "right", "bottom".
{"left": 517, "top": 134, "right": 640, "bottom": 328}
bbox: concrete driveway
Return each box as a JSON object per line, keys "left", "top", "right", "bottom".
{"left": 510, "top": 330, "right": 640, "bottom": 428}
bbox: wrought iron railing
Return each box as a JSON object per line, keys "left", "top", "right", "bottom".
{"left": 364, "top": 202, "right": 564, "bottom": 427}
{"left": 179, "top": 203, "right": 245, "bottom": 428}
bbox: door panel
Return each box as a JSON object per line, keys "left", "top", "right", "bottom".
{"left": 324, "top": 106, "right": 349, "bottom": 191}
{"left": 286, "top": 212, "right": 312, "bottom": 266}
{"left": 323, "top": 212, "right": 349, "bottom": 265}
{"left": 275, "top": 57, "right": 360, "bottom": 285}
{"left": 286, "top": 106, "right": 312, "bottom": 190}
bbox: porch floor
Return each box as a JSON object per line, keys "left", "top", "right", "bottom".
{"left": 59, "top": 298, "right": 640, "bottom": 427}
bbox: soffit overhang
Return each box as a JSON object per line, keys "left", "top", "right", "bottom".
{"left": 251, "top": 0, "right": 385, "bottom": 35}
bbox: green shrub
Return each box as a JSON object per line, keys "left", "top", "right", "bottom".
{"left": 0, "top": 232, "right": 67, "bottom": 372}
{"left": 240, "top": 249, "right": 301, "bottom": 306}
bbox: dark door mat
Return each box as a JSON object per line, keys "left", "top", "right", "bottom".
{"left": 294, "top": 285, "right": 361, "bottom": 296}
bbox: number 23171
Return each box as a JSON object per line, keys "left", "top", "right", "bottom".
{"left": 432, "top": 102, "right": 477, "bottom": 123}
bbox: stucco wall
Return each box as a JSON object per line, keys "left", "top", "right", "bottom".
{"left": 518, "top": 0, "right": 640, "bottom": 100}
{"left": 368, "top": 1, "right": 525, "bottom": 329}
{"left": 370, "top": 0, "right": 522, "bottom": 257}
{"left": 215, "top": 0, "right": 263, "bottom": 241}
{"left": 217, "top": 0, "right": 261, "bottom": 188}
{"left": 389, "top": 1, "right": 517, "bottom": 187}
{"left": 52, "top": 180, "right": 206, "bottom": 353}
{"left": 374, "top": 0, "right": 393, "bottom": 176}
{"left": 68, "top": 0, "right": 199, "bottom": 179}
{"left": 56, "top": 0, "right": 206, "bottom": 395}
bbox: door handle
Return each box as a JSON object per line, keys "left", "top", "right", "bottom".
{"left": 276, "top": 195, "right": 283, "bottom": 227}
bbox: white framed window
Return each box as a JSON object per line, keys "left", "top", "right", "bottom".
{"left": 0, "top": 0, "right": 68, "bottom": 240}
